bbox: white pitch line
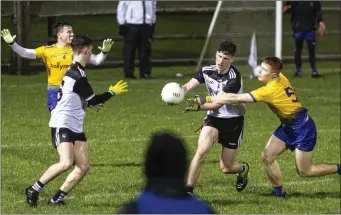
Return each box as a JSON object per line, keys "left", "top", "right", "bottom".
{"left": 1, "top": 129, "right": 339, "bottom": 148}
{"left": 11, "top": 177, "right": 338, "bottom": 205}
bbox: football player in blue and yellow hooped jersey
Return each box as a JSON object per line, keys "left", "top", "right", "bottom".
{"left": 186, "top": 56, "right": 341, "bottom": 197}
{"left": 1, "top": 22, "right": 114, "bottom": 112}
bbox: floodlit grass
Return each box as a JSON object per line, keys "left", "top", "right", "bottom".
{"left": 1, "top": 62, "right": 340, "bottom": 213}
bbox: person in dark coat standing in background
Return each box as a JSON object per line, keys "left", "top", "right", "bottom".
{"left": 283, "top": 1, "right": 325, "bottom": 78}
{"left": 117, "top": 1, "right": 156, "bottom": 79}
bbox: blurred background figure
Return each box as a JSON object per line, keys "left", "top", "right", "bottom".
{"left": 115, "top": 131, "right": 215, "bottom": 214}
{"left": 117, "top": 1, "right": 156, "bottom": 79}
{"left": 283, "top": 1, "right": 325, "bottom": 78}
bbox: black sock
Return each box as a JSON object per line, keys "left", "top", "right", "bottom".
{"left": 52, "top": 189, "right": 67, "bottom": 202}
{"left": 32, "top": 180, "right": 44, "bottom": 192}
{"left": 186, "top": 185, "right": 194, "bottom": 194}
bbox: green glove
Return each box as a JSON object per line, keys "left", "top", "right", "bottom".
{"left": 98, "top": 38, "right": 114, "bottom": 53}
{"left": 183, "top": 104, "right": 200, "bottom": 113}
{"left": 187, "top": 95, "right": 212, "bottom": 105}
{"left": 1, "top": 29, "right": 16, "bottom": 45}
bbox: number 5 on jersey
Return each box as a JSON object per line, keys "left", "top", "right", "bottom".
{"left": 284, "top": 87, "right": 299, "bottom": 103}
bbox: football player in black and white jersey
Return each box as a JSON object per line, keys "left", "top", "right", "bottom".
{"left": 182, "top": 40, "right": 250, "bottom": 195}
{"left": 25, "top": 35, "right": 128, "bottom": 207}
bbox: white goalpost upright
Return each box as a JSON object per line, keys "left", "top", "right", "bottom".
{"left": 275, "top": 1, "right": 283, "bottom": 58}
{"left": 197, "top": 1, "right": 283, "bottom": 69}
{"left": 196, "top": 1, "right": 223, "bottom": 71}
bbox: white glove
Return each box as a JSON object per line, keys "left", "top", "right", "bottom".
{"left": 98, "top": 39, "right": 114, "bottom": 53}
{"left": 1, "top": 29, "right": 16, "bottom": 44}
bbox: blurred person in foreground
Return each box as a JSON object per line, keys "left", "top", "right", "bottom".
{"left": 25, "top": 35, "right": 128, "bottom": 207}
{"left": 283, "top": 1, "right": 325, "bottom": 78}
{"left": 115, "top": 131, "right": 215, "bottom": 214}
{"left": 117, "top": 1, "right": 156, "bottom": 79}
{"left": 187, "top": 56, "right": 341, "bottom": 197}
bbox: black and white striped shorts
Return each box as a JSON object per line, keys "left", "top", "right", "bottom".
{"left": 50, "top": 127, "right": 87, "bottom": 149}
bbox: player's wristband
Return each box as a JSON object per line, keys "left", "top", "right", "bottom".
{"left": 102, "top": 51, "right": 108, "bottom": 54}
{"left": 8, "top": 41, "right": 14, "bottom": 46}
{"left": 108, "top": 90, "right": 116, "bottom": 96}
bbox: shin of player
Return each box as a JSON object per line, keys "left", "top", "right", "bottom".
{"left": 25, "top": 35, "right": 128, "bottom": 207}
{"left": 188, "top": 56, "right": 341, "bottom": 197}
{"left": 182, "top": 40, "right": 250, "bottom": 195}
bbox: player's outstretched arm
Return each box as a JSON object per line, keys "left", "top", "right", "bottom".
{"left": 183, "top": 67, "right": 205, "bottom": 94}
{"left": 211, "top": 93, "right": 255, "bottom": 105}
{"left": 187, "top": 93, "right": 255, "bottom": 106}
{"left": 199, "top": 102, "right": 222, "bottom": 110}
{"left": 183, "top": 102, "right": 222, "bottom": 113}
{"left": 90, "top": 39, "right": 114, "bottom": 65}
{"left": 73, "top": 77, "right": 128, "bottom": 111}
{"left": 1, "top": 29, "right": 36, "bottom": 59}
{"left": 87, "top": 80, "right": 128, "bottom": 106}
{"left": 86, "top": 80, "right": 127, "bottom": 112}
{"left": 182, "top": 78, "right": 200, "bottom": 94}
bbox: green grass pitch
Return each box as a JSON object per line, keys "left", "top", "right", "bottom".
{"left": 1, "top": 62, "right": 340, "bottom": 214}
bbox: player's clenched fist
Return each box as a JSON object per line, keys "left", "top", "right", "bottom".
{"left": 108, "top": 80, "right": 128, "bottom": 96}
{"left": 1, "top": 29, "right": 16, "bottom": 44}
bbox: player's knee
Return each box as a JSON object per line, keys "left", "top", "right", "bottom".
{"left": 262, "top": 151, "right": 275, "bottom": 165}
{"left": 220, "top": 161, "right": 233, "bottom": 173}
{"left": 297, "top": 170, "right": 310, "bottom": 177}
{"left": 59, "top": 160, "right": 73, "bottom": 171}
{"left": 78, "top": 164, "right": 90, "bottom": 174}
{"left": 220, "top": 166, "right": 231, "bottom": 174}
{"left": 296, "top": 167, "right": 310, "bottom": 177}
